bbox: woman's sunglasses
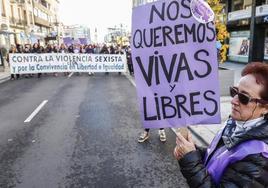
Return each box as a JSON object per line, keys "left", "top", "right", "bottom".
{"left": 229, "top": 86, "right": 268, "bottom": 105}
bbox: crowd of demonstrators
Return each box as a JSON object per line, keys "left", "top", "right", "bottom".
{"left": 6, "top": 43, "right": 134, "bottom": 80}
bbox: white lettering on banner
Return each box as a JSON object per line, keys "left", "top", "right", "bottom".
{"left": 9, "top": 53, "right": 127, "bottom": 74}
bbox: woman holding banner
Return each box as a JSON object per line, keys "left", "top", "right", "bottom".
{"left": 8, "top": 45, "right": 20, "bottom": 80}
{"left": 32, "top": 43, "right": 42, "bottom": 78}
{"left": 174, "top": 62, "right": 268, "bottom": 187}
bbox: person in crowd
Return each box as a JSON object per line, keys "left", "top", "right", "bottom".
{"left": 85, "top": 44, "right": 95, "bottom": 76}
{"left": 109, "top": 45, "right": 116, "bottom": 54}
{"left": 73, "top": 44, "right": 80, "bottom": 54}
{"left": 51, "top": 44, "right": 60, "bottom": 77}
{"left": 138, "top": 128, "right": 167, "bottom": 143}
{"left": 45, "top": 44, "right": 53, "bottom": 53}
{"left": 39, "top": 45, "right": 45, "bottom": 53}
{"left": 100, "top": 44, "right": 110, "bottom": 75}
{"left": 32, "top": 43, "right": 40, "bottom": 53}
{"left": 59, "top": 43, "right": 67, "bottom": 53}
{"left": 15, "top": 44, "right": 24, "bottom": 79}
{"left": 126, "top": 47, "right": 134, "bottom": 75}
{"left": 23, "top": 44, "right": 33, "bottom": 78}
{"left": 44, "top": 44, "right": 56, "bottom": 76}
{"left": 59, "top": 44, "right": 69, "bottom": 76}
{"left": 0, "top": 49, "right": 3, "bottom": 67}
{"left": 32, "top": 43, "right": 42, "bottom": 78}
{"left": 93, "top": 44, "right": 101, "bottom": 54}
{"left": 16, "top": 44, "right": 23, "bottom": 53}
{"left": 8, "top": 45, "right": 19, "bottom": 80}
{"left": 53, "top": 45, "right": 59, "bottom": 53}
{"left": 73, "top": 44, "right": 81, "bottom": 76}
{"left": 115, "top": 46, "right": 124, "bottom": 75}
{"left": 68, "top": 44, "right": 74, "bottom": 53}
{"left": 174, "top": 62, "right": 268, "bottom": 187}
{"left": 85, "top": 44, "right": 94, "bottom": 54}
{"left": 100, "top": 44, "right": 109, "bottom": 54}
{"left": 80, "top": 45, "right": 86, "bottom": 53}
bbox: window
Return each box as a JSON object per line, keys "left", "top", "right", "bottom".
{"left": 34, "top": 8, "right": 38, "bottom": 16}
{"left": 243, "top": 0, "right": 252, "bottom": 9}
{"left": 18, "top": 8, "right": 21, "bottom": 20}
{"left": 233, "top": 0, "right": 243, "bottom": 11}
{"left": 10, "top": 5, "right": 14, "bottom": 18}
{"left": 228, "top": 31, "right": 250, "bottom": 63}
{"left": 29, "top": 11, "right": 33, "bottom": 24}
{"left": 23, "top": 10, "right": 27, "bottom": 24}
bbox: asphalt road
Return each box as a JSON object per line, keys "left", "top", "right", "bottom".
{"left": 0, "top": 73, "right": 189, "bottom": 188}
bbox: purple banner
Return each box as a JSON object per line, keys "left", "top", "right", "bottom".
{"left": 63, "top": 37, "right": 73, "bottom": 46}
{"left": 131, "top": 0, "right": 221, "bottom": 128}
{"left": 79, "top": 38, "right": 88, "bottom": 45}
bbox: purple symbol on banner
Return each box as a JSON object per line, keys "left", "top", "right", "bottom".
{"left": 191, "top": 0, "right": 214, "bottom": 23}
{"left": 63, "top": 37, "right": 73, "bottom": 46}
{"left": 79, "top": 38, "right": 88, "bottom": 45}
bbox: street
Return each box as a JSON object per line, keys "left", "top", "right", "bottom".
{"left": 0, "top": 74, "right": 189, "bottom": 188}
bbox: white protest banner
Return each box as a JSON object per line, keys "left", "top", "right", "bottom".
{"left": 10, "top": 53, "right": 127, "bottom": 74}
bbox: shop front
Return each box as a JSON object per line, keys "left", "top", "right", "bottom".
{"left": 228, "top": 30, "right": 250, "bottom": 63}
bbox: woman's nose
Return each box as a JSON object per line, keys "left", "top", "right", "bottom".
{"left": 231, "top": 95, "right": 239, "bottom": 105}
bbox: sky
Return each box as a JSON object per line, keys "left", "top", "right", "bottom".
{"left": 59, "top": 0, "right": 133, "bottom": 43}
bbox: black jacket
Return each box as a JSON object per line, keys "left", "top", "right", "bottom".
{"left": 179, "top": 118, "right": 268, "bottom": 188}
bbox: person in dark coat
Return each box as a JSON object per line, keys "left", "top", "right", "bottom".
{"left": 174, "top": 62, "right": 268, "bottom": 188}
{"left": 23, "top": 44, "right": 33, "bottom": 78}
{"left": 115, "top": 46, "right": 124, "bottom": 75}
{"left": 31, "top": 43, "right": 42, "bottom": 78}
{"left": 126, "top": 48, "right": 134, "bottom": 75}
{"left": 100, "top": 44, "right": 110, "bottom": 75}
{"left": 85, "top": 44, "right": 94, "bottom": 54}
{"left": 99, "top": 44, "right": 109, "bottom": 54}
{"left": 67, "top": 45, "right": 74, "bottom": 53}
{"left": 45, "top": 44, "right": 53, "bottom": 53}
{"left": 8, "top": 45, "right": 19, "bottom": 80}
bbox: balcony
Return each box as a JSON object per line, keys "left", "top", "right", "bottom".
{"left": 10, "top": 0, "right": 25, "bottom": 3}
{"left": 256, "top": 4, "right": 268, "bottom": 17}
{"left": 9, "top": 17, "right": 27, "bottom": 27}
{"left": 34, "top": 16, "right": 51, "bottom": 28}
{"left": 1, "top": 17, "right": 9, "bottom": 25}
{"left": 228, "top": 8, "right": 251, "bottom": 22}
{"left": 33, "top": 1, "right": 53, "bottom": 15}
{"left": 17, "top": 0, "right": 25, "bottom": 3}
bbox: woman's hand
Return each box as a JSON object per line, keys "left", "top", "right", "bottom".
{"left": 174, "top": 132, "right": 196, "bottom": 160}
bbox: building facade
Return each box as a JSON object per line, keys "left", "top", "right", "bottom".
{"left": 0, "top": 0, "right": 18, "bottom": 48}
{"left": 32, "top": 0, "right": 60, "bottom": 45}
{"left": 132, "top": 0, "right": 268, "bottom": 64}
{"left": 0, "top": 0, "right": 60, "bottom": 48}
{"left": 226, "top": 0, "right": 268, "bottom": 63}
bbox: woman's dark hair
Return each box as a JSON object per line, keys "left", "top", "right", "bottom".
{"left": 242, "top": 62, "right": 268, "bottom": 102}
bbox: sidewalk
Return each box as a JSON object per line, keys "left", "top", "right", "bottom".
{"left": 0, "top": 68, "right": 10, "bottom": 84}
